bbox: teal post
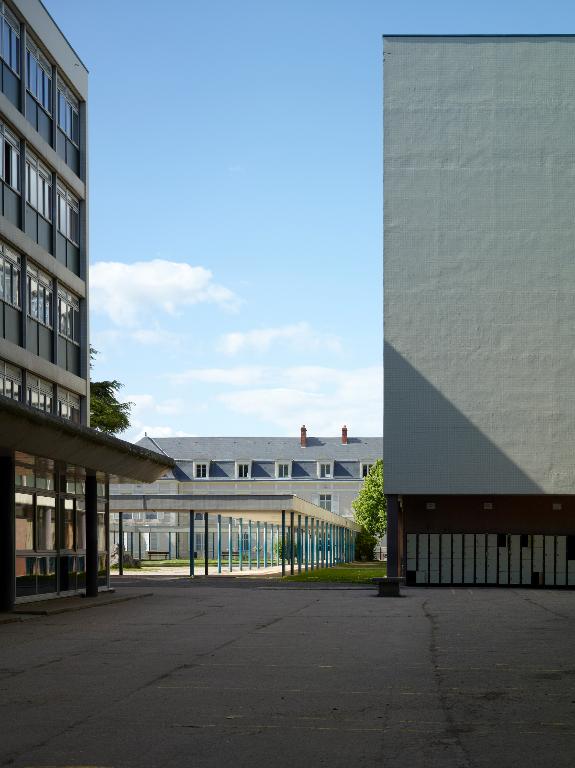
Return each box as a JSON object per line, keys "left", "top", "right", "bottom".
{"left": 310, "top": 518, "right": 314, "bottom": 571}
{"left": 217, "top": 514, "right": 222, "bottom": 573}
{"left": 228, "top": 517, "right": 233, "bottom": 572}
{"left": 264, "top": 522, "right": 268, "bottom": 568}
{"left": 168, "top": 531, "right": 172, "bottom": 560}
{"left": 304, "top": 516, "right": 308, "bottom": 572}
{"left": 281, "top": 511, "right": 286, "bottom": 576}
{"left": 297, "top": 515, "right": 302, "bottom": 573}
{"left": 290, "top": 511, "right": 295, "bottom": 575}
{"left": 248, "top": 520, "right": 252, "bottom": 569}
{"left": 239, "top": 518, "right": 243, "bottom": 571}
{"left": 189, "top": 511, "right": 194, "bottom": 577}
{"left": 256, "top": 522, "right": 260, "bottom": 569}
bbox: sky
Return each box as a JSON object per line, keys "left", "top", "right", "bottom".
{"left": 42, "top": 0, "right": 568, "bottom": 442}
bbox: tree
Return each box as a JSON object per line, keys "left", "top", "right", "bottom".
{"left": 352, "top": 459, "right": 386, "bottom": 538}
{"left": 89, "top": 347, "right": 132, "bottom": 435}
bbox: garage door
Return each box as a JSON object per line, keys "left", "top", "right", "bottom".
{"left": 406, "top": 533, "right": 575, "bottom": 586}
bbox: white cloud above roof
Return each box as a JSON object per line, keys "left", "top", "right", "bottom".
{"left": 90, "top": 259, "right": 241, "bottom": 326}
{"left": 218, "top": 322, "right": 342, "bottom": 356}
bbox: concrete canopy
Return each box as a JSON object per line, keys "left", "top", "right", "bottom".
{"left": 110, "top": 493, "right": 361, "bottom": 530}
{"left": 0, "top": 398, "right": 174, "bottom": 482}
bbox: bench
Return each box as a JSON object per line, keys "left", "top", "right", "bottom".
{"left": 372, "top": 577, "right": 403, "bottom": 597}
{"left": 147, "top": 551, "right": 170, "bottom": 561}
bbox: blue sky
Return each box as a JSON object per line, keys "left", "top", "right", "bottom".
{"left": 42, "top": 0, "right": 565, "bottom": 441}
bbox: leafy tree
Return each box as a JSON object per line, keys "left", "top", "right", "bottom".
{"left": 89, "top": 347, "right": 132, "bottom": 435}
{"left": 355, "top": 529, "right": 378, "bottom": 561}
{"left": 352, "top": 459, "right": 386, "bottom": 537}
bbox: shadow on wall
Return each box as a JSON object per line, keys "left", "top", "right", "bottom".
{"left": 384, "top": 342, "right": 543, "bottom": 495}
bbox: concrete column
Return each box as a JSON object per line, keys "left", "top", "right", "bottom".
{"left": 304, "top": 516, "right": 308, "bottom": 572}
{"left": 189, "top": 512, "right": 194, "bottom": 577}
{"left": 297, "top": 514, "right": 302, "bottom": 574}
{"left": 0, "top": 453, "right": 16, "bottom": 611}
{"left": 204, "top": 513, "right": 209, "bottom": 576}
{"left": 85, "top": 472, "right": 98, "bottom": 597}
{"left": 248, "top": 520, "right": 252, "bottom": 569}
{"left": 256, "top": 522, "right": 260, "bottom": 569}
{"left": 264, "top": 522, "right": 268, "bottom": 568}
{"left": 386, "top": 494, "right": 400, "bottom": 578}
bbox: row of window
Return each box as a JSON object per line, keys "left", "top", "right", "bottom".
{"left": 0, "top": 239, "right": 81, "bottom": 341}
{"left": 191, "top": 460, "right": 375, "bottom": 480}
{"left": 0, "top": 5, "right": 81, "bottom": 146}
{"left": 0, "top": 360, "right": 80, "bottom": 422}
{"left": 0, "top": 122, "right": 81, "bottom": 246}
{"left": 0, "top": 3, "right": 19, "bottom": 75}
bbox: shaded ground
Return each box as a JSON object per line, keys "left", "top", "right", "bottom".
{"left": 284, "top": 562, "right": 387, "bottom": 582}
{"left": 1, "top": 581, "right": 575, "bottom": 767}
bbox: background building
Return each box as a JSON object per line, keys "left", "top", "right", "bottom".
{"left": 384, "top": 35, "right": 575, "bottom": 587}
{"left": 110, "top": 426, "right": 382, "bottom": 559}
{"left": 0, "top": 0, "right": 172, "bottom": 610}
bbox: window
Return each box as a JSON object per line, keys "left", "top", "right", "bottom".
{"left": 194, "top": 462, "right": 208, "bottom": 479}
{"left": 319, "top": 494, "right": 332, "bottom": 512}
{"left": 1, "top": 123, "right": 20, "bottom": 192}
{"left": 318, "top": 462, "right": 332, "bottom": 479}
{"left": 0, "top": 359, "right": 20, "bottom": 401}
{"left": 57, "top": 79, "right": 79, "bottom": 145}
{"left": 361, "top": 463, "right": 374, "bottom": 478}
{"left": 27, "top": 264, "right": 52, "bottom": 326}
{"left": 57, "top": 387, "right": 80, "bottom": 423}
{"left": 276, "top": 462, "right": 291, "bottom": 479}
{"left": 57, "top": 287, "right": 80, "bottom": 343}
{"left": 26, "top": 41, "right": 51, "bottom": 112}
{"left": 0, "top": 242, "right": 20, "bottom": 307}
{"left": 236, "top": 462, "right": 251, "bottom": 479}
{"left": 0, "top": 4, "right": 20, "bottom": 75}
{"left": 26, "top": 152, "right": 52, "bottom": 220}
{"left": 27, "top": 374, "right": 53, "bottom": 413}
{"left": 56, "top": 185, "right": 79, "bottom": 243}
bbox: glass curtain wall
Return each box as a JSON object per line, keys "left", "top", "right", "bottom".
{"left": 14, "top": 452, "right": 109, "bottom": 599}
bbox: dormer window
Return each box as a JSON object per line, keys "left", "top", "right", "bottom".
{"left": 361, "top": 462, "right": 374, "bottom": 478}
{"left": 236, "top": 461, "right": 251, "bottom": 479}
{"left": 193, "top": 461, "right": 209, "bottom": 479}
{"left": 318, "top": 462, "right": 333, "bottom": 479}
{"left": 276, "top": 461, "right": 291, "bottom": 479}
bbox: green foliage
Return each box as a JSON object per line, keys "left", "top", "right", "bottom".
{"left": 355, "top": 529, "right": 378, "bottom": 561}
{"left": 89, "top": 347, "right": 132, "bottom": 435}
{"left": 352, "top": 459, "right": 386, "bottom": 537}
{"left": 90, "top": 379, "right": 132, "bottom": 434}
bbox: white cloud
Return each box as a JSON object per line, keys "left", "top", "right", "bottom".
{"left": 218, "top": 322, "right": 342, "bottom": 356}
{"left": 214, "top": 365, "right": 383, "bottom": 435}
{"left": 91, "top": 259, "right": 241, "bottom": 326}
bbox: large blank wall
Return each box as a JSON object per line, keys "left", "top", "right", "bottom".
{"left": 384, "top": 37, "right": 575, "bottom": 495}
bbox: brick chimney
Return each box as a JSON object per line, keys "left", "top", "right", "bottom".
{"left": 300, "top": 425, "right": 307, "bottom": 447}
{"left": 341, "top": 425, "right": 348, "bottom": 445}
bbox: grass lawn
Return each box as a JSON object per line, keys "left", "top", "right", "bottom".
{"left": 284, "top": 562, "right": 387, "bottom": 583}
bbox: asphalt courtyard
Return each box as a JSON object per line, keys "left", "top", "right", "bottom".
{"left": 1, "top": 578, "right": 575, "bottom": 767}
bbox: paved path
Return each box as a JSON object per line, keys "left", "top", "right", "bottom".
{"left": 1, "top": 583, "right": 575, "bottom": 767}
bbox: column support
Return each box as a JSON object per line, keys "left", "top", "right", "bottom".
{"left": 239, "top": 518, "right": 243, "bottom": 571}
{"left": 297, "top": 514, "right": 302, "bottom": 574}
{"left": 204, "top": 513, "right": 209, "bottom": 575}
{"left": 248, "top": 520, "right": 252, "bottom": 569}
{"left": 264, "top": 522, "right": 268, "bottom": 568}
{"left": 304, "top": 516, "right": 308, "bottom": 572}
{"left": 0, "top": 453, "right": 16, "bottom": 611}
{"left": 118, "top": 510, "right": 123, "bottom": 576}
{"left": 217, "top": 514, "right": 222, "bottom": 573}
{"left": 228, "top": 517, "right": 233, "bottom": 572}
{"left": 85, "top": 472, "right": 98, "bottom": 598}
{"left": 386, "top": 494, "right": 400, "bottom": 578}
{"left": 190, "top": 511, "right": 195, "bottom": 577}
{"left": 256, "top": 522, "right": 260, "bottom": 569}
{"left": 289, "top": 511, "right": 295, "bottom": 575}
{"left": 281, "top": 511, "right": 286, "bottom": 576}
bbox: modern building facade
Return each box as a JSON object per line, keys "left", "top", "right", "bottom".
{"left": 0, "top": 0, "right": 173, "bottom": 610}
{"left": 110, "top": 427, "right": 381, "bottom": 562}
{"left": 384, "top": 35, "right": 575, "bottom": 587}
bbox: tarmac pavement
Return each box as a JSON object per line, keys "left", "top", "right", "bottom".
{"left": 1, "top": 580, "right": 575, "bottom": 767}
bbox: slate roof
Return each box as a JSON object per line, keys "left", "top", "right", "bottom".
{"left": 137, "top": 436, "right": 383, "bottom": 462}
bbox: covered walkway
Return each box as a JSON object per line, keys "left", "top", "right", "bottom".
{"left": 110, "top": 494, "right": 360, "bottom": 577}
